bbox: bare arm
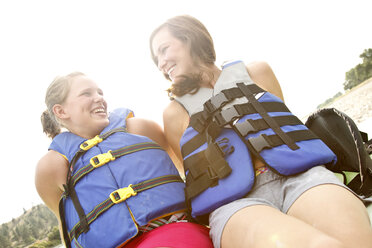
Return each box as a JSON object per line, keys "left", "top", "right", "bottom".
{"left": 126, "top": 116, "right": 185, "bottom": 176}
{"left": 247, "top": 61, "right": 285, "bottom": 101}
{"left": 35, "top": 150, "right": 69, "bottom": 244}
{"left": 126, "top": 117, "right": 168, "bottom": 148}
{"left": 162, "top": 101, "right": 190, "bottom": 177}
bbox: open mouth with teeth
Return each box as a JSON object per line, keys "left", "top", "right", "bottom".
{"left": 167, "top": 65, "right": 176, "bottom": 80}
{"left": 92, "top": 107, "right": 106, "bottom": 115}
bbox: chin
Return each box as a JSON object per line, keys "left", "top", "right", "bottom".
{"left": 97, "top": 119, "right": 110, "bottom": 129}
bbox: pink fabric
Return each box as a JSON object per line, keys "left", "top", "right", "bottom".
{"left": 123, "top": 222, "right": 213, "bottom": 248}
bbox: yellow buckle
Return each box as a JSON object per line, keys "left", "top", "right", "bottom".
{"left": 110, "top": 185, "right": 137, "bottom": 204}
{"left": 90, "top": 151, "right": 115, "bottom": 168}
{"left": 80, "top": 135, "right": 103, "bottom": 150}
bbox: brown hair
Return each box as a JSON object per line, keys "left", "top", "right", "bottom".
{"left": 149, "top": 15, "right": 216, "bottom": 97}
{"left": 41, "top": 72, "right": 85, "bottom": 139}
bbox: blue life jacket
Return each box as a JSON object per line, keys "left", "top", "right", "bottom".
{"left": 176, "top": 61, "right": 336, "bottom": 218}
{"left": 50, "top": 108, "right": 186, "bottom": 248}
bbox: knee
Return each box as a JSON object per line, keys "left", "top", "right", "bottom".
{"left": 310, "top": 236, "right": 346, "bottom": 248}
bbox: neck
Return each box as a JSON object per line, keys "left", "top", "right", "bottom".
{"left": 67, "top": 125, "right": 102, "bottom": 140}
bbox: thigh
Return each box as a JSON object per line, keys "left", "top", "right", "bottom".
{"left": 221, "top": 205, "right": 342, "bottom": 248}
{"left": 288, "top": 184, "right": 372, "bottom": 248}
{"left": 208, "top": 170, "right": 283, "bottom": 248}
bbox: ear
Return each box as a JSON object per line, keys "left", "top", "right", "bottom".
{"left": 53, "top": 104, "right": 69, "bottom": 120}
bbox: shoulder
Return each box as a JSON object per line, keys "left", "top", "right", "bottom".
{"left": 163, "top": 100, "right": 187, "bottom": 118}
{"left": 246, "top": 61, "right": 284, "bottom": 101}
{"left": 163, "top": 100, "right": 189, "bottom": 130}
{"left": 36, "top": 150, "right": 68, "bottom": 181}
{"left": 126, "top": 117, "right": 166, "bottom": 146}
{"left": 126, "top": 117, "right": 162, "bottom": 135}
{"left": 246, "top": 61, "right": 275, "bottom": 79}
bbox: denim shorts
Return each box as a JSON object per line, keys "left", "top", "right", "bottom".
{"left": 208, "top": 165, "right": 353, "bottom": 248}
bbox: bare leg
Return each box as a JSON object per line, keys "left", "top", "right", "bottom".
{"left": 287, "top": 184, "right": 372, "bottom": 248}
{"left": 221, "top": 205, "right": 346, "bottom": 248}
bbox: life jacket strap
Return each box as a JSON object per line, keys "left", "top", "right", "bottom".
{"left": 246, "top": 129, "right": 318, "bottom": 153}
{"left": 80, "top": 127, "right": 127, "bottom": 150}
{"left": 203, "top": 84, "right": 265, "bottom": 114}
{"left": 214, "top": 101, "right": 290, "bottom": 127}
{"left": 234, "top": 115, "right": 303, "bottom": 137}
{"left": 188, "top": 84, "right": 265, "bottom": 133}
{"left": 237, "top": 83, "right": 299, "bottom": 150}
{"left": 188, "top": 111, "right": 211, "bottom": 133}
{"left": 67, "top": 127, "right": 128, "bottom": 183}
{"left": 59, "top": 194, "right": 73, "bottom": 248}
{"left": 184, "top": 139, "right": 232, "bottom": 202}
{"left": 71, "top": 142, "right": 163, "bottom": 188}
{"left": 181, "top": 121, "right": 222, "bottom": 158}
{"left": 69, "top": 175, "right": 184, "bottom": 242}
{"left": 182, "top": 105, "right": 295, "bottom": 158}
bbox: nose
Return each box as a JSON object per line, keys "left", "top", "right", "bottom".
{"left": 93, "top": 92, "right": 104, "bottom": 103}
{"left": 157, "top": 56, "right": 167, "bottom": 72}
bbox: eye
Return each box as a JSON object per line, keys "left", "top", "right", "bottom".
{"left": 160, "top": 46, "right": 169, "bottom": 54}
{"left": 79, "top": 91, "right": 92, "bottom": 97}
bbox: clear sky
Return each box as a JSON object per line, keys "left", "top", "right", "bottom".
{"left": 0, "top": 0, "right": 371, "bottom": 224}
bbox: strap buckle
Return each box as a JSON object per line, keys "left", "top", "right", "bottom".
{"left": 234, "top": 119, "right": 257, "bottom": 136}
{"left": 204, "top": 92, "right": 229, "bottom": 113}
{"left": 80, "top": 135, "right": 103, "bottom": 150}
{"left": 190, "top": 112, "right": 210, "bottom": 133}
{"left": 90, "top": 151, "right": 115, "bottom": 168}
{"left": 215, "top": 106, "right": 240, "bottom": 126}
{"left": 248, "top": 134, "right": 272, "bottom": 153}
{"left": 110, "top": 185, "right": 137, "bottom": 204}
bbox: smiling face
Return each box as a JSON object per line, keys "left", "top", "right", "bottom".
{"left": 56, "top": 75, "right": 109, "bottom": 138}
{"left": 150, "top": 15, "right": 217, "bottom": 96}
{"left": 151, "top": 27, "right": 199, "bottom": 84}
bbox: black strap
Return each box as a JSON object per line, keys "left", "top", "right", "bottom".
{"left": 59, "top": 194, "right": 72, "bottom": 248}
{"left": 63, "top": 162, "right": 90, "bottom": 236}
{"left": 188, "top": 111, "right": 211, "bottom": 134}
{"left": 214, "top": 101, "right": 290, "bottom": 127}
{"left": 237, "top": 83, "right": 299, "bottom": 150}
{"left": 181, "top": 121, "right": 222, "bottom": 158}
{"left": 184, "top": 137, "right": 232, "bottom": 201}
{"left": 68, "top": 180, "right": 90, "bottom": 233}
{"left": 244, "top": 129, "right": 318, "bottom": 153}
{"left": 71, "top": 142, "right": 162, "bottom": 186}
{"left": 184, "top": 105, "right": 294, "bottom": 158}
{"left": 234, "top": 115, "right": 303, "bottom": 137}
{"left": 203, "top": 84, "right": 265, "bottom": 113}
{"left": 189, "top": 84, "right": 266, "bottom": 133}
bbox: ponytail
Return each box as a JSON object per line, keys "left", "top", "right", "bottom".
{"left": 41, "top": 109, "right": 61, "bottom": 139}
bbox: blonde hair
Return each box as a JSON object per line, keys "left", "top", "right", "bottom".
{"left": 41, "top": 72, "right": 85, "bottom": 138}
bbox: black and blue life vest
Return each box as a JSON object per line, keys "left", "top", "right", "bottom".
{"left": 50, "top": 108, "right": 186, "bottom": 248}
{"left": 176, "top": 61, "right": 337, "bottom": 218}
